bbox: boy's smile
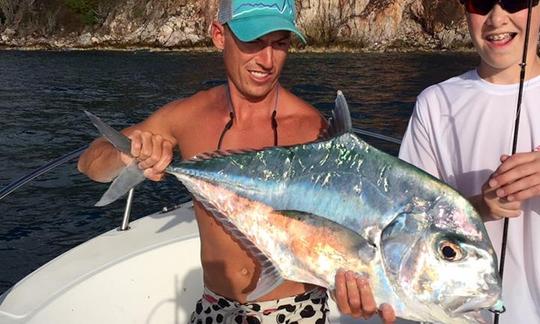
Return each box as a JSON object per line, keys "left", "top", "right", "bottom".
{"left": 484, "top": 31, "right": 516, "bottom": 44}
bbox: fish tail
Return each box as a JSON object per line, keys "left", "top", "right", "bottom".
{"left": 95, "top": 162, "right": 146, "bottom": 206}
{"left": 84, "top": 110, "right": 146, "bottom": 206}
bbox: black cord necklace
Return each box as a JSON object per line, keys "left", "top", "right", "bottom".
{"left": 217, "top": 84, "right": 279, "bottom": 150}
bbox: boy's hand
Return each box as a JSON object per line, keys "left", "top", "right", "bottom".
{"left": 489, "top": 152, "right": 540, "bottom": 202}
{"left": 333, "top": 270, "right": 396, "bottom": 323}
{"left": 123, "top": 130, "right": 174, "bottom": 181}
{"left": 481, "top": 152, "right": 540, "bottom": 220}
{"left": 480, "top": 181, "right": 523, "bottom": 220}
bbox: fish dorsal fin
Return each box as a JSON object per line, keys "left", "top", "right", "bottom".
{"left": 187, "top": 148, "right": 258, "bottom": 163}
{"left": 323, "top": 90, "right": 353, "bottom": 139}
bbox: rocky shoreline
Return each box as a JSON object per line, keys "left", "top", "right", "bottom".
{"left": 0, "top": 0, "right": 473, "bottom": 52}
{"left": 0, "top": 44, "right": 477, "bottom": 53}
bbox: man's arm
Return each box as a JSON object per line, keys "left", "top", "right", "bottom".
{"left": 78, "top": 136, "right": 128, "bottom": 182}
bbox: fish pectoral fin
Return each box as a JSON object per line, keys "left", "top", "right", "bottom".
{"left": 277, "top": 210, "right": 377, "bottom": 263}
{"left": 247, "top": 261, "right": 285, "bottom": 302}
{"left": 95, "top": 161, "right": 146, "bottom": 206}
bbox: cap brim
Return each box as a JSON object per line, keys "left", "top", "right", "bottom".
{"left": 228, "top": 16, "right": 306, "bottom": 44}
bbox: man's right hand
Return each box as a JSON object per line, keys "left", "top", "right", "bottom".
{"left": 124, "top": 130, "right": 174, "bottom": 181}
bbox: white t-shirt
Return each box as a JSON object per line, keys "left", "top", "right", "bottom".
{"left": 399, "top": 69, "right": 540, "bottom": 323}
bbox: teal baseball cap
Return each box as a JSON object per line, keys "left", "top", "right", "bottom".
{"left": 218, "top": 0, "right": 306, "bottom": 44}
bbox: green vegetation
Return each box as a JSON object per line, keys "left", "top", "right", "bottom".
{"left": 64, "top": 0, "right": 97, "bottom": 25}
{"left": 64, "top": 0, "right": 109, "bottom": 25}
{"left": 0, "top": 0, "right": 113, "bottom": 35}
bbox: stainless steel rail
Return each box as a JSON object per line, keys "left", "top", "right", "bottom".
{"left": 352, "top": 127, "right": 401, "bottom": 145}
{"left": 119, "top": 188, "right": 135, "bottom": 231}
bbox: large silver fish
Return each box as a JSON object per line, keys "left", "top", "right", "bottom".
{"left": 86, "top": 92, "right": 504, "bottom": 323}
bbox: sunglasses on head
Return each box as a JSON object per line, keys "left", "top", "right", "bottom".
{"left": 460, "top": 0, "right": 539, "bottom": 15}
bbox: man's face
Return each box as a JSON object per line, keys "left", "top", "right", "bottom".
{"left": 466, "top": 3, "right": 540, "bottom": 81}
{"left": 221, "top": 26, "right": 291, "bottom": 100}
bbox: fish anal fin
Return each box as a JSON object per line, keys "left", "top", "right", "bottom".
{"left": 186, "top": 195, "right": 287, "bottom": 302}
{"left": 247, "top": 261, "right": 285, "bottom": 302}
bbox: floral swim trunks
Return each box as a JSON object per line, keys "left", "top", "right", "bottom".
{"left": 189, "top": 287, "right": 329, "bottom": 324}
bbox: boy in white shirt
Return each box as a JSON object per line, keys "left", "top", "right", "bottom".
{"left": 399, "top": 0, "right": 540, "bottom": 322}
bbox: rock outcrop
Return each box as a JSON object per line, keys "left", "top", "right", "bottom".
{"left": 0, "top": 0, "right": 471, "bottom": 50}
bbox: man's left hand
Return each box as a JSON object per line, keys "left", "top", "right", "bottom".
{"left": 333, "top": 270, "right": 396, "bottom": 323}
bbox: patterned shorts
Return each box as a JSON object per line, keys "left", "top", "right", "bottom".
{"left": 189, "top": 287, "right": 329, "bottom": 324}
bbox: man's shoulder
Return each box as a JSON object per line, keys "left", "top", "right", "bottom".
{"left": 160, "top": 86, "right": 223, "bottom": 115}
{"left": 139, "top": 86, "right": 225, "bottom": 138}
{"left": 278, "top": 89, "right": 326, "bottom": 143}
{"left": 283, "top": 94, "right": 326, "bottom": 130}
{"left": 280, "top": 88, "right": 323, "bottom": 119}
{"left": 148, "top": 87, "right": 225, "bottom": 131}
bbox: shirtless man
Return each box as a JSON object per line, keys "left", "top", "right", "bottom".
{"left": 78, "top": 0, "right": 395, "bottom": 322}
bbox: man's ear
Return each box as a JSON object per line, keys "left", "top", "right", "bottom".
{"left": 211, "top": 21, "right": 225, "bottom": 50}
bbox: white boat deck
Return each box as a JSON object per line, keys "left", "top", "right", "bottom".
{"left": 0, "top": 202, "right": 414, "bottom": 324}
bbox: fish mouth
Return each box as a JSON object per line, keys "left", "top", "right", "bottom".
{"left": 451, "top": 297, "right": 505, "bottom": 316}
{"left": 487, "top": 299, "right": 505, "bottom": 314}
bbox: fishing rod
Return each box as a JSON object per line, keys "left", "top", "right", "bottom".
{"left": 495, "top": 0, "right": 535, "bottom": 323}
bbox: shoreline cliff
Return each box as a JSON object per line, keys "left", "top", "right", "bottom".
{"left": 0, "top": 0, "right": 473, "bottom": 51}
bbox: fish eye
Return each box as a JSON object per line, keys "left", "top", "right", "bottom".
{"left": 439, "top": 241, "right": 463, "bottom": 261}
